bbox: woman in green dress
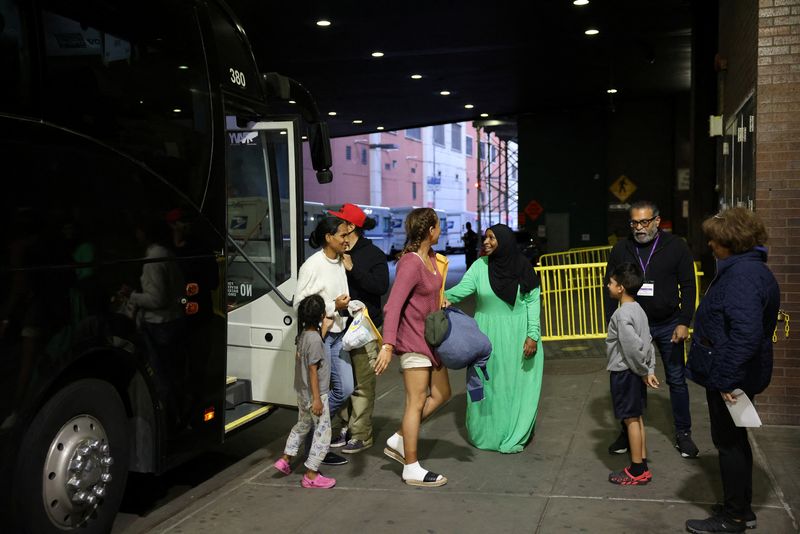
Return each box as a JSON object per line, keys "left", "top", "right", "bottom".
{"left": 444, "top": 224, "right": 543, "bottom": 453}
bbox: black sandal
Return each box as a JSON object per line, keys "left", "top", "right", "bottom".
{"left": 403, "top": 470, "right": 448, "bottom": 487}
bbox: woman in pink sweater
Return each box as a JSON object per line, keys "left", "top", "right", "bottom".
{"left": 375, "top": 208, "right": 450, "bottom": 487}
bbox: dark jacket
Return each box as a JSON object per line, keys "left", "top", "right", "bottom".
{"left": 686, "top": 248, "right": 780, "bottom": 395}
{"left": 604, "top": 231, "right": 696, "bottom": 327}
{"left": 345, "top": 236, "right": 389, "bottom": 327}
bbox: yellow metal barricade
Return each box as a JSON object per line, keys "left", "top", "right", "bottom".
{"left": 535, "top": 254, "right": 704, "bottom": 342}
{"left": 536, "top": 262, "right": 609, "bottom": 341}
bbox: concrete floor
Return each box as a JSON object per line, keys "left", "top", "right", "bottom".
{"left": 133, "top": 339, "right": 799, "bottom": 534}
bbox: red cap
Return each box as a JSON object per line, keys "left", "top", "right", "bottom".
{"left": 165, "top": 208, "right": 184, "bottom": 223}
{"left": 327, "top": 203, "right": 366, "bottom": 227}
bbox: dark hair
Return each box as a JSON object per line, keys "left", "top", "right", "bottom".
{"left": 309, "top": 216, "right": 346, "bottom": 249}
{"left": 701, "top": 207, "right": 768, "bottom": 254}
{"left": 296, "top": 294, "right": 325, "bottom": 338}
{"left": 352, "top": 216, "right": 377, "bottom": 236}
{"left": 629, "top": 200, "right": 659, "bottom": 217}
{"left": 610, "top": 262, "right": 644, "bottom": 295}
{"left": 400, "top": 207, "right": 438, "bottom": 257}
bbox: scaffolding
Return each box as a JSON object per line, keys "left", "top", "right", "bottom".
{"left": 475, "top": 126, "right": 519, "bottom": 235}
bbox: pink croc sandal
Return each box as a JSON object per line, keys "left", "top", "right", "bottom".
{"left": 273, "top": 458, "right": 292, "bottom": 475}
{"left": 301, "top": 473, "right": 336, "bottom": 489}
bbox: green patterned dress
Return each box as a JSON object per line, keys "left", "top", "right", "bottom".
{"left": 445, "top": 257, "right": 544, "bottom": 453}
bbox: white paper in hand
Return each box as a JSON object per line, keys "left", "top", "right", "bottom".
{"left": 724, "top": 389, "right": 762, "bottom": 428}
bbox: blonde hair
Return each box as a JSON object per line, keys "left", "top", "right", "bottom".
{"left": 399, "top": 208, "right": 438, "bottom": 257}
{"left": 701, "top": 207, "right": 768, "bottom": 254}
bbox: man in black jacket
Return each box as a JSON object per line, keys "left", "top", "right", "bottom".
{"left": 604, "top": 200, "right": 699, "bottom": 459}
{"left": 328, "top": 203, "right": 389, "bottom": 455}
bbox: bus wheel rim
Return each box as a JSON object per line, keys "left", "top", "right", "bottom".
{"left": 43, "top": 414, "right": 114, "bottom": 529}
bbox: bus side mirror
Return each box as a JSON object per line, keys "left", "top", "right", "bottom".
{"left": 310, "top": 122, "right": 333, "bottom": 184}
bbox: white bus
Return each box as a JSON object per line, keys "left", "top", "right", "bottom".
{"left": 1, "top": 1, "right": 334, "bottom": 530}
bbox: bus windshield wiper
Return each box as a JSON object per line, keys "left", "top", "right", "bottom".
{"left": 226, "top": 234, "right": 292, "bottom": 307}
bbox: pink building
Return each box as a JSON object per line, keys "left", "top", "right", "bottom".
{"left": 302, "top": 123, "right": 509, "bottom": 217}
{"left": 303, "top": 130, "right": 423, "bottom": 207}
{"left": 302, "top": 138, "right": 369, "bottom": 205}
{"left": 377, "top": 130, "right": 423, "bottom": 206}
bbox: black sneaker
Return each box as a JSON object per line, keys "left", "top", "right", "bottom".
{"left": 321, "top": 452, "right": 348, "bottom": 465}
{"left": 676, "top": 431, "right": 699, "bottom": 458}
{"left": 608, "top": 431, "right": 628, "bottom": 454}
{"left": 710, "top": 504, "right": 756, "bottom": 529}
{"left": 330, "top": 428, "right": 348, "bottom": 448}
{"left": 686, "top": 515, "right": 746, "bottom": 533}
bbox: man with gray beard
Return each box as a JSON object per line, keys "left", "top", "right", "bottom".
{"left": 604, "top": 200, "right": 699, "bottom": 459}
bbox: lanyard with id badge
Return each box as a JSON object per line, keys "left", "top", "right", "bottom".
{"left": 636, "top": 233, "right": 660, "bottom": 297}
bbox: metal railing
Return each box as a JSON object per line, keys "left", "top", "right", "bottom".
{"left": 535, "top": 246, "right": 704, "bottom": 341}
{"left": 538, "top": 245, "right": 612, "bottom": 267}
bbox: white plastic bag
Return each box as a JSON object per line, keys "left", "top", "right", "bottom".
{"left": 342, "top": 309, "right": 376, "bottom": 351}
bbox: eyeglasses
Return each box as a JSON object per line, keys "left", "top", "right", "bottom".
{"left": 628, "top": 216, "right": 658, "bottom": 228}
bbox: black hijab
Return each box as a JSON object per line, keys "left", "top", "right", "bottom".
{"left": 487, "top": 224, "right": 539, "bottom": 306}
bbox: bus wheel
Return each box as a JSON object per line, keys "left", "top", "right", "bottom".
{"left": 14, "top": 379, "right": 130, "bottom": 534}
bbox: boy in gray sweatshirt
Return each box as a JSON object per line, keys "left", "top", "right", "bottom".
{"left": 606, "top": 263, "right": 660, "bottom": 485}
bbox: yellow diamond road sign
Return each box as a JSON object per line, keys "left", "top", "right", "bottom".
{"left": 610, "top": 175, "right": 636, "bottom": 203}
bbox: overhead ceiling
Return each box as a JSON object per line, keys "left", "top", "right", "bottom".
{"left": 228, "top": 0, "right": 693, "bottom": 139}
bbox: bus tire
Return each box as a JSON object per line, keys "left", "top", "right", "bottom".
{"left": 13, "top": 379, "right": 130, "bottom": 534}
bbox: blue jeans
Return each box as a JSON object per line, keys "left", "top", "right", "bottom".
{"left": 650, "top": 320, "right": 692, "bottom": 434}
{"left": 324, "top": 331, "right": 353, "bottom": 421}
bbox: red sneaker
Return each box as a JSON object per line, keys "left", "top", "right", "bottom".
{"left": 608, "top": 467, "right": 651, "bottom": 485}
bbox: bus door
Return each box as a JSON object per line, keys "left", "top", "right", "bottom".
{"left": 223, "top": 116, "right": 301, "bottom": 433}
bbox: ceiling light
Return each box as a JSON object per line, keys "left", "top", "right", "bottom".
{"left": 353, "top": 119, "right": 363, "bottom": 124}
{"left": 371, "top": 51, "right": 384, "bottom": 58}
{"left": 464, "top": 104, "right": 474, "bottom": 109}
{"left": 377, "top": 126, "right": 385, "bottom": 130}
{"left": 573, "top": 0, "right": 589, "bottom": 5}
{"left": 301, "top": 135, "right": 308, "bottom": 140}
{"left": 480, "top": 113, "right": 489, "bottom": 118}
{"left": 607, "top": 88, "right": 618, "bottom": 94}
{"left": 279, "top": 131, "right": 287, "bottom": 135}
{"left": 328, "top": 111, "right": 337, "bottom": 116}
{"left": 585, "top": 28, "right": 599, "bottom": 36}
{"left": 289, "top": 100, "right": 297, "bottom": 104}
{"left": 178, "top": 65, "right": 189, "bottom": 70}
{"left": 316, "top": 19, "right": 331, "bottom": 27}
{"left": 172, "top": 108, "right": 182, "bottom": 113}
{"left": 440, "top": 90, "right": 451, "bottom": 96}
{"left": 410, "top": 74, "right": 422, "bottom": 80}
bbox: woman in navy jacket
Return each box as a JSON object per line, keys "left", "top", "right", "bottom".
{"left": 685, "top": 208, "right": 780, "bottom": 534}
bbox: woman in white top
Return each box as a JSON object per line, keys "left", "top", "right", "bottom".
{"left": 294, "top": 216, "right": 353, "bottom": 460}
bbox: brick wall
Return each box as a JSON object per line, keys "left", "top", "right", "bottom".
{"left": 756, "top": 0, "right": 800, "bottom": 425}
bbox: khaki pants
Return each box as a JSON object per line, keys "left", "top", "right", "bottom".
{"left": 341, "top": 339, "right": 378, "bottom": 444}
